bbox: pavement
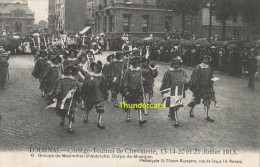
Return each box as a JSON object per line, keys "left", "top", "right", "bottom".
{"left": 0, "top": 52, "right": 259, "bottom": 152}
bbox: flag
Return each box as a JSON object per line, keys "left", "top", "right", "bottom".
{"left": 45, "top": 89, "right": 76, "bottom": 110}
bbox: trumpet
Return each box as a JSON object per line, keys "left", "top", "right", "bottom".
{"left": 149, "top": 62, "right": 158, "bottom": 70}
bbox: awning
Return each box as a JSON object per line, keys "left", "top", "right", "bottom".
{"left": 79, "top": 26, "right": 91, "bottom": 35}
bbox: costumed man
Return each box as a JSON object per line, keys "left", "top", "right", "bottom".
{"left": 247, "top": 48, "right": 258, "bottom": 90}
{"left": 91, "top": 42, "right": 101, "bottom": 56}
{"left": 110, "top": 52, "right": 124, "bottom": 107}
{"left": 187, "top": 55, "right": 216, "bottom": 122}
{"left": 81, "top": 61, "right": 109, "bottom": 129}
{"left": 76, "top": 55, "right": 89, "bottom": 109}
{"left": 102, "top": 54, "right": 114, "bottom": 89}
{"left": 50, "top": 66, "right": 80, "bottom": 134}
{"left": 41, "top": 53, "right": 62, "bottom": 104}
{"left": 32, "top": 50, "right": 48, "bottom": 97}
{"left": 122, "top": 56, "right": 148, "bottom": 125}
{"left": 0, "top": 52, "right": 9, "bottom": 90}
{"left": 160, "top": 58, "right": 189, "bottom": 127}
{"left": 63, "top": 49, "right": 79, "bottom": 69}
{"left": 143, "top": 61, "right": 158, "bottom": 105}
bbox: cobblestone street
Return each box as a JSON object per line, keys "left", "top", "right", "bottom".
{"left": 0, "top": 53, "right": 259, "bottom": 152}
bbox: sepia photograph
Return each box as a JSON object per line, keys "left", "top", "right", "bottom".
{"left": 0, "top": 0, "right": 259, "bottom": 166}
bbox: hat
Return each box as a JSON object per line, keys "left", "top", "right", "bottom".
{"left": 130, "top": 56, "right": 141, "bottom": 65}
{"left": 171, "top": 57, "right": 182, "bottom": 63}
{"left": 211, "top": 46, "right": 216, "bottom": 49}
{"left": 92, "top": 42, "right": 97, "bottom": 46}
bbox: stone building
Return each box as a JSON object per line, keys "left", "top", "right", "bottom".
{"left": 54, "top": 0, "right": 87, "bottom": 33}
{"left": 89, "top": 0, "right": 202, "bottom": 38}
{"left": 0, "top": 0, "right": 34, "bottom": 35}
{"left": 48, "top": 0, "right": 56, "bottom": 33}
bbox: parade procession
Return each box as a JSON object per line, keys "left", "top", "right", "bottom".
{"left": 0, "top": 0, "right": 260, "bottom": 162}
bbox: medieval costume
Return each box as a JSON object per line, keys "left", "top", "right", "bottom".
{"left": 102, "top": 54, "right": 114, "bottom": 89}
{"left": 188, "top": 55, "right": 216, "bottom": 122}
{"left": 50, "top": 66, "right": 80, "bottom": 134}
{"left": 122, "top": 56, "right": 148, "bottom": 126}
{"left": 247, "top": 48, "right": 258, "bottom": 90}
{"left": 32, "top": 50, "right": 48, "bottom": 97}
{"left": 110, "top": 52, "right": 124, "bottom": 107}
{"left": 160, "top": 58, "right": 189, "bottom": 127}
{"left": 0, "top": 53, "right": 9, "bottom": 89}
{"left": 40, "top": 55, "right": 62, "bottom": 104}
{"left": 81, "top": 61, "right": 109, "bottom": 129}
{"left": 63, "top": 50, "right": 79, "bottom": 68}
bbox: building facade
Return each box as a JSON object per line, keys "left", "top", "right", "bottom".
{"left": 48, "top": 0, "right": 56, "bottom": 33}
{"left": 89, "top": 0, "right": 202, "bottom": 38}
{"left": 202, "top": 8, "right": 247, "bottom": 39}
{"left": 54, "top": 0, "right": 87, "bottom": 33}
{"left": 0, "top": 0, "right": 34, "bottom": 35}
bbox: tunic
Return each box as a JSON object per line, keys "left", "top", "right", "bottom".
{"left": 41, "top": 63, "right": 62, "bottom": 94}
{"left": 160, "top": 68, "right": 188, "bottom": 108}
{"left": 122, "top": 67, "right": 148, "bottom": 104}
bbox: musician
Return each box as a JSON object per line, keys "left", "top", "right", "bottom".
{"left": 143, "top": 62, "right": 158, "bottom": 104}
{"left": 122, "top": 56, "right": 148, "bottom": 126}
{"left": 188, "top": 55, "right": 216, "bottom": 122}
{"left": 102, "top": 54, "right": 114, "bottom": 89}
{"left": 110, "top": 52, "right": 124, "bottom": 107}
{"left": 0, "top": 51, "right": 9, "bottom": 90}
{"left": 51, "top": 66, "right": 80, "bottom": 134}
{"left": 160, "top": 58, "right": 189, "bottom": 127}
{"left": 32, "top": 50, "right": 48, "bottom": 97}
{"left": 40, "top": 53, "right": 62, "bottom": 104}
{"left": 81, "top": 61, "right": 109, "bottom": 129}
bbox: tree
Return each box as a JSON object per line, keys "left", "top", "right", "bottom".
{"left": 166, "top": 0, "right": 205, "bottom": 32}
{"left": 211, "top": 0, "right": 239, "bottom": 40}
{"left": 239, "top": 0, "right": 260, "bottom": 37}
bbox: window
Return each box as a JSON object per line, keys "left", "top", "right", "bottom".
{"left": 143, "top": 0, "right": 148, "bottom": 4}
{"left": 165, "top": 17, "right": 171, "bottom": 32}
{"left": 109, "top": 16, "right": 113, "bottom": 32}
{"left": 103, "top": 17, "right": 107, "bottom": 32}
{"left": 142, "top": 16, "right": 149, "bottom": 32}
{"left": 123, "top": 15, "right": 130, "bottom": 32}
{"left": 124, "top": 0, "right": 130, "bottom": 3}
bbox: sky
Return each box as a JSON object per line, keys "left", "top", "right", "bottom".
{"left": 27, "top": 0, "right": 48, "bottom": 24}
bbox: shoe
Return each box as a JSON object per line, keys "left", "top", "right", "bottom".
{"left": 126, "top": 117, "right": 131, "bottom": 122}
{"left": 97, "top": 123, "right": 105, "bottom": 129}
{"left": 139, "top": 120, "right": 147, "bottom": 126}
{"left": 190, "top": 110, "right": 194, "bottom": 118}
{"left": 67, "top": 128, "right": 75, "bottom": 134}
{"left": 174, "top": 123, "right": 179, "bottom": 128}
{"left": 60, "top": 121, "right": 64, "bottom": 126}
{"left": 83, "top": 117, "right": 88, "bottom": 123}
{"left": 206, "top": 117, "right": 215, "bottom": 122}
